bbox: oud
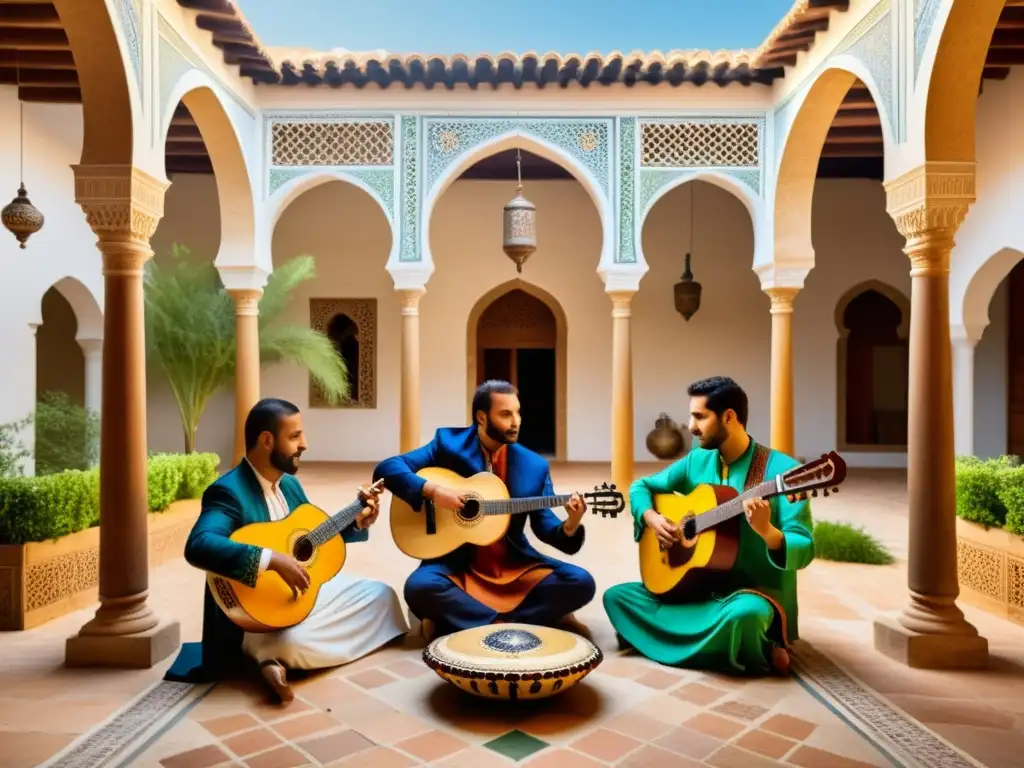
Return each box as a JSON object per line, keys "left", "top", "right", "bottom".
{"left": 639, "top": 452, "right": 847, "bottom": 596}
{"left": 208, "top": 480, "right": 383, "bottom": 632}
{"left": 389, "top": 466, "right": 625, "bottom": 560}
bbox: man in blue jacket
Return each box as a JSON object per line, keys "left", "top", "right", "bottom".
{"left": 184, "top": 398, "right": 408, "bottom": 701}
{"left": 374, "top": 380, "right": 596, "bottom": 639}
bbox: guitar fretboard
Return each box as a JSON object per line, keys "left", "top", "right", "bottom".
{"left": 480, "top": 495, "right": 573, "bottom": 516}
{"left": 306, "top": 497, "right": 365, "bottom": 547}
{"left": 692, "top": 479, "right": 780, "bottom": 534}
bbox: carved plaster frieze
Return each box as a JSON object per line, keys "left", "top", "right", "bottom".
{"left": 72, "top": 165, "right": 168, "bottom": 248}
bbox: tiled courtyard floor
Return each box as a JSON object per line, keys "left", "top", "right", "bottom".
{"left": 3, "top": 463, "right": 1024, "bottom": 768}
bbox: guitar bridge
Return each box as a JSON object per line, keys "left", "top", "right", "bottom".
{"left": 423, "top": 498, "right": 437, "bottom": 536}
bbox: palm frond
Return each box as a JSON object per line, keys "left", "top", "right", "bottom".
{"left": 259, "top": 323, "right": 350, "bottom": 405}
{"left": 258, "top": 255, "right": 317, "bottom": 324}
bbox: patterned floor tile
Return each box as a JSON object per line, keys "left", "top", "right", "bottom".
{"left": 759, "top": 713, "right": 817, "bottom": 741}
{"left": 671, "top": 682, "right": 729, "bottom": 706}
{"left": 346, "top": 710, "right": 431, "bottom": 745}
{"left": 617, "top": 744, "right": 706, "bottom": 767}
{"left": 243, "top": 745, "right": 310, "bottom": 768}
{"left": 521, "top": 748, "right": 605, "bottom": 767}
{"left": 296, "top": 729, "right": 375, "bottom": 764}
{"left": 326, "top": 745, "right": 418, "bottom": 767}
{"left": 652, "top": 724, "right": 725, "bottom": 760}
{"left": 270, "top": 712, "right": 344, "bottom": 741}
{"left": 600, "top": 711, "right": 674, "bottom": 742}
{"left": 199, "top": 714, "right": 262, "bottom": 738}
{"left": 483, "top": 730, "right": 549, "bottom": 761}
{"left": 704, "top": 744, "right": 788, "bottom": 768}
{"left": 568, "top": 727, "right": 644, "bottom": 762}
{"left": 159, "top": 744, "right": 232, "bottom": 768}
{"left": 429, "top": 746, "right": 516, "bottom": 767}
{"left": 682, "top": 712, "right": 747, "bottom": 740}
{"left": 733, "top": 729, "right": 797, "bottom": 759}
{"left": 346, "top": 669, "right": 398, "bottom": 690}
{"left": 710, "top": 700, "right": 769, "bottom": 722}
{"left": 393, "top": 729, "right": 468, "bottom": 762}
{"left": 222, "top": 727, "right": 285, "bottom": 757}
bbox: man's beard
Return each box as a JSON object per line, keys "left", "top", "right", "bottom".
{"left": 270, "top": 446, "right": 302, "bottom": 474}
{"left": 485, "top": 415, "right": 519, "bottom": 444}
{"left": 693, "top": 424, "right": 727, "bottom": 451}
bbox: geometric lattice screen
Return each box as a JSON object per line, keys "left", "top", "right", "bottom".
{"left": 271, "top": 121, "right": 394, "bottom": 166}
{"left": 640, "top": 122, "right": 759, "bottom": 167}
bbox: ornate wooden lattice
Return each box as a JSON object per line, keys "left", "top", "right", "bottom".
{"left": 309, "top": 298, "right": 377, "bottom": 409}
{"left": 271, "top": 121, "right": 394, "bottom": 166}
{"left": 641, "top": 122, "right": 759, "bottom": 167}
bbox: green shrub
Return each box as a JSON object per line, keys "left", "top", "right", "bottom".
{"left": 0, "top": 414, "right": 32, "bottom": 478}
{"left": 954, "top": 455, "right": 1017, "bottom": 529}
{"left": 0, "top": 452, "right": 219, "bottom": 545}
{"left": 812, "top": 521, "right": 895, "bottom": 565}
{"left": 34, "top": 391, "right": 100, "bottom": 475}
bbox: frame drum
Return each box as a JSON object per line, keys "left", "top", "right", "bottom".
{"left": 422, "top": 623, "right": 603, "bottom": 700}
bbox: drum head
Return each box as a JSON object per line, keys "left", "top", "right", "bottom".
{"left": 423, "top": 623, "right": 602, "bottom": 700}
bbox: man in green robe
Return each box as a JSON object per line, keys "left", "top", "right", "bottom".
{"left": 603, "top": 376, "right": 814, "bottom": 675}
{"left": 181, "top": 398, "right": 408, "bottom": 701}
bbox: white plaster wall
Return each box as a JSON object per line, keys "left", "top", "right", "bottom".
{"left": 0, "top": 87, "right": 104, "bottom": 471}
{"left": 975, "top": 281, "right": 1007, "bottom": 460}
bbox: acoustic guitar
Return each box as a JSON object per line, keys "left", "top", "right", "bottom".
{"left": 208, "top": 480, "right": 384, "bottom": 633}
{"left": 638, "top": 452, "right": 847, "bottom": 596}
{"left": 389, "top": 466, "right": 625, "bottom": 560}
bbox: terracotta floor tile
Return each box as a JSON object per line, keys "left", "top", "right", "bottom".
{"left": 349, "top": 709, "right": 431, "bottom": 745}
{"left": 633, "top": 668, "right": 685, "bottom": 690}
{"left": 734, "top": 729, "right": 796, "bottom": 759}
{"left": 671, "top": 682, "right": 728, "bottom": 706}
{"left": 602, "top": 711, "right": 674, "bottom": 742}
{"left": 632, "top": 693, "right": 703, "bottom": 726}
{"left": 394, "top": 728, "right": 468, "bottom": 761}
{"left": 160, "top": 744, "right": 232, "bottom": 768}
{"left": 885, "top": 694, "right": 1018, "bottom": 729}
{"left": 271, "top": 711, "right": 344, "bottom": 740}
{"left": 569, "top": 727, "right": 643, "bottom": 762}
{"left": 787, "top": 745, "right": 882, "bottom": 768}
{"left": 299, "top": 729, "right": 376, "bottom": 764}
{"left": 223, "top": 727, "right": 285, "bottom": 757}
{"left": 327, "top": 744, "right": 418, "bottom": 767}
{"left": 930, "top": 723, "right": 1024, "bottom": 768}
{"left": 346, "top": 669, "right": 398, "bottom": 689}
{"left": 430, "top": 746, "right": 517, "bottom": 767}
{"left": 244, "top": 745, "right": 311, "bottom": 768}
{"left": 705, "top": 744, "right": 788, "bottom": 768}
{"left": 251, "top": 698, "right": 312, "bottom": 723}
{"left": 760, "top": 713, "right": 817, "bottom": 741}
{"left": 522, "top": 747, "right": 605, "bottom": 767}
{"left": 654, "top": 725, "right": 724, "bottom": 760}
{"left": 710, "top": 700, "right": 769, "bottom": 721}
{"left": 618, "top": 744, "right": 706, "bottom": 767}
{"left": 384, "top": 659, "right": 429, "bottom": 679}
{"left": 199, "top": 713, "right": 262, "bottom": 738}
{"left": 695, "top": 673, "right": 746, "bottom": 690}
{"left": 682, "top": 712, "right": 746, "bottom": 739}
{"left": 598, "top": 658, "right": 650, "bottom": 679}
{"left": 0, "top": 731, "right": 76, "bottom": 768}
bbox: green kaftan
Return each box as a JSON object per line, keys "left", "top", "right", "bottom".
{"left": 603, "top": 438, "right": 814, "bottom": 674}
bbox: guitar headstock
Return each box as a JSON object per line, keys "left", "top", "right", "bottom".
{"left": 584, "top": 482, "right": 625, "bottom": 518}
{"left": 779, "top": 451, "right": 847, "bottom": 502}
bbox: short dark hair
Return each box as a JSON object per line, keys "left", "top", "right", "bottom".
{"left": 471, "top": 379, "right": 518, "bottom": 421}
{"left": 687, "top": 376, "right": 748, "bottom": 427}
{"left": 244, "top": 398, "right": 300, "bottom": 451}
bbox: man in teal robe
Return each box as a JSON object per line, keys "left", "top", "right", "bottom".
{"left": 179, "top": 398, "right": 408, "bottom": 701}
{"left": 603, "top": 376, "right": 814, "bottom": 675}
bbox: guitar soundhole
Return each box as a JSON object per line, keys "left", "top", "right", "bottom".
{"left": 292, "top": 536, "right": 314, "bottom": 563}
{"left": 458, "top": 498, "right": 481, "bottom": 522}
{"left": 681, "top": 517, "right": 698, "bottom": 541}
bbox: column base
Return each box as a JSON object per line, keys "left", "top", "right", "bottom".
{"left": 65, "top": 616, "right": 181, "bottom": 669}
{"left": 872, "top": 612, "right": 989, "bottom": 670}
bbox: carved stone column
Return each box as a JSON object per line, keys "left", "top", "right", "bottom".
{"left": 398, "top": 287, "right": 424, "bottom": 452}
{"left": 765, "top": 287, "right": 799, "bottom": 457}
{"left": 874, "top": 162, "right": 988, "bottom": 669}
{"left": 228, "top": 288, "right": 262, "bottom": 464}
{"left": 609, "top": 290, "right": 635, "bottom": 494}
{"left": 65, "top": 165, "right": 180, "bottom": 668}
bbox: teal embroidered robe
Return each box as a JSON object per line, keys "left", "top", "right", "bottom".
{"left": 602, "top": 439, "right": 815, "bottom": 674}
{"left": 182, "top": 460, "right": 368, "bottom": 679}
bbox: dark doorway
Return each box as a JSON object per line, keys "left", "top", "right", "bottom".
{"left": 516, "top": 348, "right": 556, "bottom": 454}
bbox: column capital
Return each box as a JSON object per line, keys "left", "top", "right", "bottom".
{"left": 72, "top": 165, "right": 168, "bottom": 245}
{"left": 885, "top": 162, "right": 975, "bottom": 275}
{"left": 397, "top": 286, "right": 425, "bottom": 315}
{"left": 754, "top": 263, "right": 810, "bottom": 292}
{"left": 219, "top": 264, "right": 269, "bottom": 293}
{"left": 387, "top": 262, "right": 433, "bottom": 292}
{"left": 608, "top": 290, "right": 635, "bottom": 317}
{"left": 764, "top": 286, "right": 799, "bottom": 314}
{"left": 228, "top": 288, "right": 262, "bottom": 317}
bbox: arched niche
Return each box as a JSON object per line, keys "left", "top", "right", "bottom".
{"left": 466, "top": 280, "right": 568, "bottom": 461}
{"left": 834, "top": 281, "right": 910, "bottom": 452}
{"left": 308, "top": 299, "right": 377, "bottom": 409}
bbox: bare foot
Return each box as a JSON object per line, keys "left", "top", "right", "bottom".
{"left": 260, "top": 661, "right": 294, "bottom": 703}
{"left": 559, "top": 613, "right": 591, "bottom": 635}
{"left": 770, "top": 646, "right": 791, "bottom": 676}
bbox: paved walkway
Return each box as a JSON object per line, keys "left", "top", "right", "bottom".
{"left": 2, "top": 464, "right": 1023, "bottom": 768}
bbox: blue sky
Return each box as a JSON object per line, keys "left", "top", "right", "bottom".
{"left": 237, "top": 1, "right": 797, "bottom": 54}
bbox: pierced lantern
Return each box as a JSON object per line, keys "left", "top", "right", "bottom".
{"left": 2, "top": 184, "right": 44, "bottom": 249}
{"left": 674, "top": 252, "right": 702, "bottom": 321}
{"left": 502, "top": 149, "right": 536, "bottom": 273}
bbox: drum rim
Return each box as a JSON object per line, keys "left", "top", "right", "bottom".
{"left": 422, "top": 643, "right": 604, "bottom": 679}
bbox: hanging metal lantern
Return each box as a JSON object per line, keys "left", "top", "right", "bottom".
{"left": 2, "top": 184, "right": 44, "bottom": 249}
{"left": 674, "top": 252, "right": 702, "bottom": 321}
{"left": 502, "top": 149, "right": 536, "bottom": 273}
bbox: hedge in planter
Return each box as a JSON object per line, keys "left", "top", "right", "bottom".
{"left": 0, "top": 452, "right": 219, "bottom": 545}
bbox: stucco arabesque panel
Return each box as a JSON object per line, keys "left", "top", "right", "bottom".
{"left": 308, "top": 298, "right": 377, "bottom": 409}
{"left": 914, "top": 0, "right": 943, "bottom": 82}
{"left": 773, "top": 0, "right": 894, "bottom": 158}
{"left": 114, "top": 0, "right": 142, "bottom": 98}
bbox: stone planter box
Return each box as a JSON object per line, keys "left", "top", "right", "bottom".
{"left": 0, "top": 499, "right": 200, "bottom": 631}
{"left": 955, "top": 516, "right": 1024, "bottom": 627}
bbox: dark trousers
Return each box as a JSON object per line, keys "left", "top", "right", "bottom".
{"left": 404, "top": 559, "right": 596, "bottom": 637}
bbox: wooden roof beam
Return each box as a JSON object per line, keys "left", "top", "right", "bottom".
{"left": 830, "top": 108, "right": 882, "bottom": 127}
{"left": 0, "top": 65, "right": 77, "bottom": 85}
{"left": 0, "top": 3, "right": 61, "bottom": 28}
{"left": 821, "top": 143, "right": 882, "bottom": 157}
{"left": 986, "top": 48, "right": 1024, "bottom": 65}
{"left": 0, "top": 48, "right": 74, "bottom": 68}
{"left": 0, "top": 27, "right": 69, "bottom": 50}
{"left": 16, "top": 84, "right": 79, "bottom": 102}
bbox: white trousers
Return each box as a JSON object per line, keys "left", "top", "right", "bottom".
{"left": 242, "top": 574, "right": 409, "bottom": 670}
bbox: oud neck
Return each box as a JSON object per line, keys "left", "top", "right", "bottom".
{"left": 693, "top": 477, "right": 780, "bottom": 534}
{"left": 307, "top": 497, "right": 364, "bottom": 546}
{"left": 481, "top": 494, "right": 572, "bottom": 516}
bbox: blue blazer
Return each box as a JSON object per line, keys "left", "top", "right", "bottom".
{"left": 182, "top": 460, "right": 367, "bottom": 679}
{"left": 373, "top": 425, "right": 585, "bottom": 570}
